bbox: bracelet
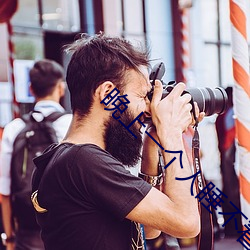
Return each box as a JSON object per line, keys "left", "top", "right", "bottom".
{"left": 139, "top": 172, "right": 163, "bottom": 187}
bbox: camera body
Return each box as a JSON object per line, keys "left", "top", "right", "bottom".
{"left": 147, "top": 62, "right": 228, "bottom": 116}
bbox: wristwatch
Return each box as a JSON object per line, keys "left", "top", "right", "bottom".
{"left": 139, "top": 172, "right": 163, "bottom": 187}
{"left": 139, "top": 152, "right": 164, "bottom": 187}
{"left": 1, "top": 233, "right": 15, "bottom": 246}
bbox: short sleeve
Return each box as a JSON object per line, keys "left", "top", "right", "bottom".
{"left": 74, "top": 145, "right": 152, "bottom": 220}
{"left": 0, "top": 119, "right": 25, "bottom": 195}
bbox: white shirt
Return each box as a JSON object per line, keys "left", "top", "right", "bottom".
{"left": 0, "top": 100, "right": 72, "bottom": 196}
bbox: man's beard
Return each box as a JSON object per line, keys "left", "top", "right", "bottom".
{"left": 104, "top": 110, "right": 143, "bottom": 167}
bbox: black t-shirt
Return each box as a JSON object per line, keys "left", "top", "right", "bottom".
{"left": 33, "top": 143, "right": 152, "bottom": 250}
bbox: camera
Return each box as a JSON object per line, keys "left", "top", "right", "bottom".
{"left": 148, "top": 62, "right": 228, "bottom": 116}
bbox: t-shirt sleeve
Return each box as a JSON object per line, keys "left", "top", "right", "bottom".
{"left": 0, "top": 119, "right": 25, "bottom": 195}
{"left": 74, "top": 145, "right": 152, "bottom": 220}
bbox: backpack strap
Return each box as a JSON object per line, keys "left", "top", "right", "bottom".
{"left": 38, "top": 111, "right": 66, "bottom": 144}
{"left": 19, "top": 110, "right": 66, "bottom": 149}
{"left": 21, "top": 110, "right": 66, "bottom": 124}
{"left": 44, "top": 111, "right": 66, "bottom": 123}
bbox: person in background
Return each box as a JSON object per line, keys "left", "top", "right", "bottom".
{"left": 215, "top": 86, "right": 240, "bottom": 237}
{"left": 0, "top": 127, "right": 6, "bottom": 250}
{"left": 0, "top": 59, "right": 72, "bottom": 250}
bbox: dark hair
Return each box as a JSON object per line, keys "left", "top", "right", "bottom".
{"left": 65, "top": 33, "right": 150, "bottom": 116}
{"left": 29, "top": 59, "right": 64, "bottom": 98}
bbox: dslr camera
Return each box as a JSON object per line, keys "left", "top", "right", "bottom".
{"left": 147, "top": 62, "right": 228, "bottom": 116}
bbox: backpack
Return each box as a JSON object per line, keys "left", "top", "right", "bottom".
{"left": 10, "top": 110, "right": 64, "bottom": 230}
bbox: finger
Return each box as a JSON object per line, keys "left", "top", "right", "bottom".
{"left": 194, "top": 102, "right": 199, "bottom": 117}
{"left": 185, "top": 103, "right": 193, "bottom": 113}
{"left": 167, "top": 82, "right": 186, "bottom": 99}
{"left": 193, "top": 102, "right": 205, "bottom": 123}
{"left": 198, "top": 112, "right": 205, "bottom": 122}
{"left": 151, "top": 80, "right": 163, "bottom": 108}
{"left": 180, "top": 92, "right": 192, "bottom": 104}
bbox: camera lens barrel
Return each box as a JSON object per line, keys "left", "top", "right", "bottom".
{"left": 187, "top": 87, "right": 228, "bottom": 116}
{"left": 149, "top": 62, "right": 228, "bottom": 116}
{"left": 149, "top": 83, "right": 229, "bottom": 117}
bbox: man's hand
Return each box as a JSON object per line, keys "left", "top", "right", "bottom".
{"left": 150, "top": 80, "right": 193, "bottom": 142}
{"left": 192, "top": 102, "right": 205, "bottom": 126}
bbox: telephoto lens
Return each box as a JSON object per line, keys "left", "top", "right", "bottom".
{"left": 148, "top": 62, "right": 228, "bottom": 116}
{"left": 187, "top": 87, "right": 228, "bottom": 116}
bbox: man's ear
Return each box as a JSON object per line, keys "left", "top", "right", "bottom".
{"left": 29, "top": 83, "right": 35, "bottom": 97}
{"left": 96, "top": 81, "right": 116, "bottom": 103}
{"left": 58, "top": 81, "right": 66, "bottom": 98}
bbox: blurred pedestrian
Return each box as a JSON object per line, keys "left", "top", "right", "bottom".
{"left": 215, "top": 86, "right": 240, "bottom": 237}
{"left": 0, "top": 59, "right": 72, "bottom": 250}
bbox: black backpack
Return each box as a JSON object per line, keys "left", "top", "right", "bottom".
{"left": 10, "top": 111, "right": 64, "bottom": 230}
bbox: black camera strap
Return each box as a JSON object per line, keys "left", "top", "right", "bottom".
{"left": 192, "top": 109, "right": 214, "bottom": 250}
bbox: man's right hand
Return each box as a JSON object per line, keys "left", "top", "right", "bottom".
{"left": 150, "top": 80, "right": 193, "bottom": 145}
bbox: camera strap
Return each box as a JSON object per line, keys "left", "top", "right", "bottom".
{"left": 192, "top": 117, "right": 214, "bottom": 250}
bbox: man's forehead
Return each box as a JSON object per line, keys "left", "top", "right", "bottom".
{"left": 123, "top": 66, "right": 151, "bottom": 93}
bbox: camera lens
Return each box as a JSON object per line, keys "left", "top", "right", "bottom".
{"left": 148, "top": 62, "right": 228, "bottom": 117}
{"left": 187, "top": 87, "right": 228, "bottom": 116}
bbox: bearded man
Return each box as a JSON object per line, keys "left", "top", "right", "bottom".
{"left": 31, "top": 33, "right": 201, "bottom": 250}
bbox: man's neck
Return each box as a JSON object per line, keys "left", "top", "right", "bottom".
{"left": 35, "top": 95, "right": 60, "bottom": 103}
{"left": 62, "top": 114, "right": 106, "bottom": 149}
